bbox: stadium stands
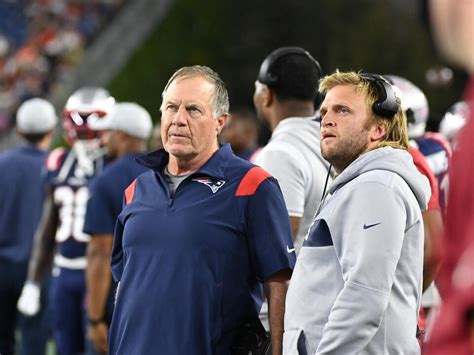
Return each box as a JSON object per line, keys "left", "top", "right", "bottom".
{"left": 0, "top": 0, "right": 126, "bottom": 144}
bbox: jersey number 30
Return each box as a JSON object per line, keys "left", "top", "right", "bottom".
{"left": 54, "top": 186, "right": 90, "bottom": 243}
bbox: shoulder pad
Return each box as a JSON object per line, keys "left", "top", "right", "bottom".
{"left": 423, "top": 132, "right": 453, "bottom": 157}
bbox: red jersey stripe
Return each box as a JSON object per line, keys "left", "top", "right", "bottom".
{"left": 125, "top": 179, "right": 137, "bottom": 204}
{"left": 235, "top": 167, "right": 271, "bottom": 196}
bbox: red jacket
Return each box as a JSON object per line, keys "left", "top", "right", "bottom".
{"left": 425, "top": 78, "right": 474, "bottom": 354}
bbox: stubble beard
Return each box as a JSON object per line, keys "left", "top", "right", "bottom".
{"left": 322, "top": 130, "right": 369, "bottom": 173}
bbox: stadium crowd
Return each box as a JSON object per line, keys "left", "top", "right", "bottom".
{"left": 0, "top": 0, "right": 473, "bottom": 354}
{"left": 0, "top": 0, "right": 126, "bottom": 139}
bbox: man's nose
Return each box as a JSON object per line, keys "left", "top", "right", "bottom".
{"left": 321, "top": 113, "right": 335, "bottom": 127}
{"left": 172, "top": 105, "right": 188, "bottom": 125}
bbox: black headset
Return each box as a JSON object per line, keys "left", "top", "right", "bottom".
{"left": 359, "top": 73, "right": 399, "bottom": 118}
{"left": 257, "top": 46, "right": 323, "bottom": 86}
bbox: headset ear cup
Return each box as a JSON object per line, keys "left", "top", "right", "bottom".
{"left": 360, "top": 73, "right": 399, "bottom": 118}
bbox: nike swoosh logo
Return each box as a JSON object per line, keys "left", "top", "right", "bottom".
{"left": 363, "top": 222, "right": 382, "bottom": 229}
{"left": 287, "top": 246, "right": 295, "bottom": 253}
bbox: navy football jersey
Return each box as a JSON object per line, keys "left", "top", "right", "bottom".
{"left": 413, "top": 132, "right": 452, "bottom": 213}
{"left": 45, "top": 146, "right": 106, "bottom": 268}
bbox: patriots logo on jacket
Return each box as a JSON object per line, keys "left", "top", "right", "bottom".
{"left": 192, "top": 177, "right": 226, "bottom": 193}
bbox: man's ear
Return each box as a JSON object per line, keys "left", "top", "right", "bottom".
{"left": 255, "top": 81, "right": 273, "bottom": 108}
{"left": 261, "top": 85, "right": 273, "bottom": 108}
{"left": 216, "top": 113, "right": 229, "bottom": 135}
{"left": 370, "top": 121, "right": 388, "bottom": 142}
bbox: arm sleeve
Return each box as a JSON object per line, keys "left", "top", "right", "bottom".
{"left": 83, "top": 176, "right": 116, "bottom": 235}
{"left": 245, "top": 177, "right": 296, "bottom": 282}
{"left": 255, "top": 148, "right": 305, "bottom": 217}
{"left": 316, "top": 182, "right": 408, "bottom": 354}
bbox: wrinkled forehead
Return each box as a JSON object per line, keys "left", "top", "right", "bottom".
{"left": 166, "top": 75, "right": 214, "bottom": 101}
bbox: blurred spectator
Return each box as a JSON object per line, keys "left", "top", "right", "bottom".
{"left": 0, "top": 1, "right": 29, "bottom": 48}
{"left": 424, "top": 0, "right": 474, "bottom": 353}
{"left": 220, "top": 108, "right": 261, "bottom": 161}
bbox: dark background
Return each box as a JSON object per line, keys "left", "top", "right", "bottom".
{"left": 108, "top": 0, "right": 467, "bottom": 132}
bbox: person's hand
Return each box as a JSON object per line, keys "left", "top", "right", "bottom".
{"left": 88, "top": 321, "right": 109, "bottom": 353}
{"left": 17, "top": 282, "right": 41, "bottom": 316}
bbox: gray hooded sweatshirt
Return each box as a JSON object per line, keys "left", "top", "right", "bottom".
{"left": 283, "top": 147, "right": 430, "bottom": 355}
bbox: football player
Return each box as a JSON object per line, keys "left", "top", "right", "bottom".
{"left": 17, "top": 87, "right": 115, "bottom": 355}
{"left": 386, "top": 75, "right": 451, "bottom": 213}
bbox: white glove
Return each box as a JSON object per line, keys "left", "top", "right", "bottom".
{"left": 17, "top": 282, "right": 41, "bottom": 316}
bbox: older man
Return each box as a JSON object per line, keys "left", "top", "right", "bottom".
{"left": 108, "top": 65, "right": 295, "bottom": 354}
{"left": 283, "top": 71, "right": 430, "bottom": 354}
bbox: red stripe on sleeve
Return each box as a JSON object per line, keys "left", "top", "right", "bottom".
{"left": 46, "top": 147, "right": 65, "bottom": 171}
{"left": 125, "top": 179, "right": 137, "bottom": 205}
{"left": 235, "top": 167, "right": 271, "bottom": 196}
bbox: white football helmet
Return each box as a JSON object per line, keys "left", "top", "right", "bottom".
{"left": 439, "top": 101, "right": 470, "bottom": 142}
{"left": 62, "top": 87, "right": 115, "bottom": 178}
{"left": 62, "top": 87, "right": 115, "bottom": 145}
{"left": 385, "top": 75, "right": 429, "bottom": 138}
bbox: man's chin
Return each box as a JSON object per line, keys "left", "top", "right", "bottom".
{"left": 167, "top": 147, "right": 195, "bottom": 160}
{"left": 321, "top": 147, "right": 333, "bottom": 162}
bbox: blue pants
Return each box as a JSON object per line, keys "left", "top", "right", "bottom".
{"left": 51, "top": 267, "right": 110, "bottom": 355}
{"left": 51, "top": 268, "right": 87, "bottom": 355}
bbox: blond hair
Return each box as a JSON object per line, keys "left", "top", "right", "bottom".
{"left": 319, "top": 71, "right": 409, "bottom": 150}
